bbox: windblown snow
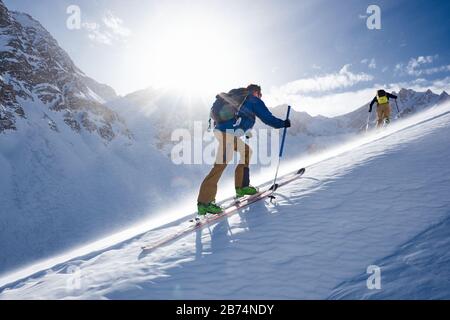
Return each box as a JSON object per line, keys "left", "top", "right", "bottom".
{"left": 1, "top": 103, "right": 449, "bottom": 299}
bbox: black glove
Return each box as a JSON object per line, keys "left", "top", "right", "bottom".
{"left": 368, "top": 108, "right": 372, "bottom": 113}
{"left": 284, "top": 119, "right": 291, "bottom": 128}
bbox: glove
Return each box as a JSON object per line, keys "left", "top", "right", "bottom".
{"left": 284, "top": 119, "right": 291, "bottom": 128}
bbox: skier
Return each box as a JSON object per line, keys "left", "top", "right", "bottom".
{"left": 197, "top": 84, "right": 291, "bottom": 215}
{"left": 369, "top": 89, "right": 398, "bottom": 128}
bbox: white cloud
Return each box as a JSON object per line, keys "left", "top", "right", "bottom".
{"left": 288, "top": 88, "right": 377, "bottom": 116}
{"left": 102, "top": 11, "right": 131, "bottom": 37}
{"left": 82, "top": 22, "right": 112, "bottom": 45}
{"left": 361, "top": 58, "right": 376, "bottom": 69}
{"left": 266, "top": 65, "right": 375, "bottom": 116}
{"left": 406, "top": 55, "right": 436, "bottom": 75}
{"left": 82, "top": 12, "right": 130, "bottom": 45}
{"left": 274, "top": 64, "right": 373, "bottom": 95}
{"left": 395, "top": 55, "right": 450, "bottom": 76}
{"left": 416, "top": 65, "right": 450, "bottom": 76}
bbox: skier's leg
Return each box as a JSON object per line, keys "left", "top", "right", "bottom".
{"left": 197, "top": 131, "right": 233, "bottom": 204}
{"left": 234, "top": 137, "right": 252, "bottom": 188}
{"left": 385, "top": 103, "right": 391, "bottom": 124}
{"left": 376, "top": 106, "right": 383, "bottom": 128}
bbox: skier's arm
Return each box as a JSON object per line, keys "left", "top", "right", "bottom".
{"left": 254, "top": 99, "right": 286, "bottom": 129}
{"left": 387, "top": 92, "right": 398, "bottom": 99}
{"left": 369, "top": 97, "right": 377, "bottom": 112}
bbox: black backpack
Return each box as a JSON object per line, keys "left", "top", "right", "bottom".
{"left": 210, "top": 88, "right": 249, "bottom": 125}
{"left": 377, "top": 89, "right": 386, "bottom": 97}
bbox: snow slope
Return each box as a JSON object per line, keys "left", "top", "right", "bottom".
{"left": 0, "top": 105, "right": 193, "bottom": 274}
{"left": 1, "top": 102, "right": 449, "bottom": 299}
{"left": 0, "top": 0, "right": 203, "bottom": 276}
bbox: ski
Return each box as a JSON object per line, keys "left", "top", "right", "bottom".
{"left": 141, "top": 168, "right": 306, "bottom": 253}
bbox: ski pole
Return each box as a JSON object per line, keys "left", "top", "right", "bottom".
{"left": 395, "top": 99, "right": 400, "bottom": 117}
{"left": 270, "top": 105, "right": 291, "bottom": 191}
{"left": 365, "top": 112, "right": 370, "bottom": 132}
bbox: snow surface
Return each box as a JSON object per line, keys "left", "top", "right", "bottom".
{"left": 10, "top": 12, "right": 41, "bottom": 30}
{"left": 1, "top": 103, "right": 449, "bottom": 299}
{"left": 0, "top": 95, "right": 199, "bottom": 275}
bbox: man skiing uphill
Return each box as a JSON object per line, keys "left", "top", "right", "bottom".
{"left": 369, "top": 89, "right": 398, "bottom": 128}
{"left": 197, "top": 84, "right": 291, "bottom": 215}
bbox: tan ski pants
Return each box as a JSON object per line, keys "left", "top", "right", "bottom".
{"left": 197, "top": 131, "right": 252, "bottom": 204}
{"left": 376, "top": 103, "right": 391, "bottom": 127}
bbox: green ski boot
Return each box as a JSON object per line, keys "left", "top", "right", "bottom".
{"left": 235, "top": 186, "right": 258, "bottom": 198}
{"left": 197, "top": 201, "right": 223, "bottom": 215}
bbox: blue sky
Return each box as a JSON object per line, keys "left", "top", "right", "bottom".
{"left": 4, "top": 0, "right": 450, "bottom": 115}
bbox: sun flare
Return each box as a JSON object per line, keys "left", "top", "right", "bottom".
{"left": 131, "top": 10, "right": 244, "bottom": 96}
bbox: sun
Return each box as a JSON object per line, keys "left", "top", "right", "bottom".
{"left": 152, "top": 16, "right": 239, "bottom": 94}
{"left": 130, "top": 10, "right": 244, "bottom": 96}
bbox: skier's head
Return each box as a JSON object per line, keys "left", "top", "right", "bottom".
{"left": 377, "top": 89, "right": 386, "bottom": 96}
{"left": 247, "top": 84, "right": 262, "bottom": 98}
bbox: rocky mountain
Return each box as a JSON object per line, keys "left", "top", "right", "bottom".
{"left": 0, "top": 0, "right": 129, "bottom": 140}
{"left": 0, "top": 1, "right": 186, "bottom": 275}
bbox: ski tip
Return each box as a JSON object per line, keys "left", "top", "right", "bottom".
{"left": 269, "top": 183, "right": 279, "bottom": 191}
{"left": 297, "top": 168, "right": 306, "bottom": 175}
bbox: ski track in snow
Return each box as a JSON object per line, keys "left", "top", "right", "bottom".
{"left": 1, "top": 105, "right": 450, "bottom": 299}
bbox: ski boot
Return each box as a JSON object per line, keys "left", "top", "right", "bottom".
{"left": 235, "top": 185, "right": 258, "bottom": 198}
{"left": 197, "top": 201, "right": 223, "bottom": 215}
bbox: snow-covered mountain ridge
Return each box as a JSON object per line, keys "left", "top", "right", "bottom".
{"left": 0, "top": 0, "right": 128, "bottom": 140}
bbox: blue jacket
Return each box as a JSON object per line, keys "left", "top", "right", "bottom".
{"left": 215, "top": 95, "right": 285, "bottom": 133}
